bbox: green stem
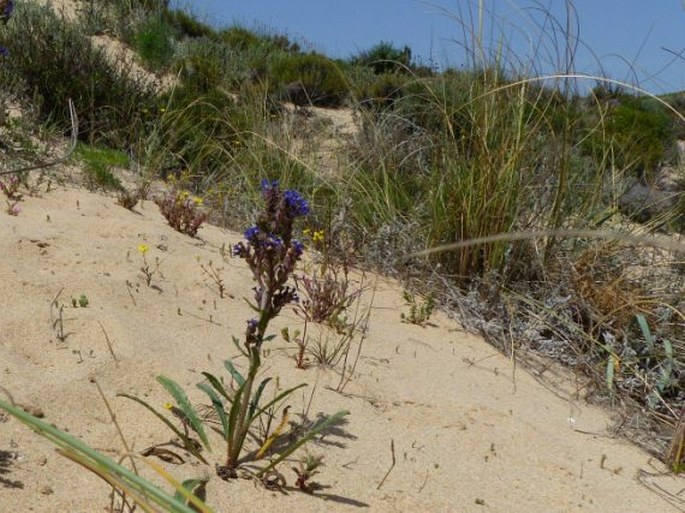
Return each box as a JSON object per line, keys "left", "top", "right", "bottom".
{"left": 226, "top": 291, "right": 272, "bottom": 469}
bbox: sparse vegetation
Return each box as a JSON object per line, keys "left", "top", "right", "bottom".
{"left": 0, "top": 2, "right": 684, "bottom": 511}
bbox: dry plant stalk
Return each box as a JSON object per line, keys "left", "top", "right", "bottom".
{"left": 667, "top": 407, "right": 685, "bottom": 472}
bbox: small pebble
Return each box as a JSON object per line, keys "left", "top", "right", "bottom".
{"left": 40, "top": 486, "right": 54, "bottom": 495}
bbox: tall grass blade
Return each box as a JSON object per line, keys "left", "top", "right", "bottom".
{"left": 0, "top": 399, "right": 204, "bottom": 513}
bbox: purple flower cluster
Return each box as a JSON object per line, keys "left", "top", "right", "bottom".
{"left": 1, "top": 0, "right": 13, "bottom": 23}
{"left": 234, "top": 181, "right": 309, "bottom": 348}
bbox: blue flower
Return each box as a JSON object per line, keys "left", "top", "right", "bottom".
{"left": 263, "top": 233, "right": 283, "bottom": 251}
{"left": 0, "top": 47, "right": 8, "bottom": 57}
{"left": 261, "top": 179, "right": 279, "bottom": 192}
{"left": 244, "top": 225, "right": 260, "bottom": 243}
{"left": 292, "top": 239, "right": 304, "bottom": 257}
{"left": 283, "top": 189, "right": 309, "bottom": 217}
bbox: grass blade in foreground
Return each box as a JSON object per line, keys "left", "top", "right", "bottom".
{"left": 0, "top": 398, "right": 212, "bottom": 513}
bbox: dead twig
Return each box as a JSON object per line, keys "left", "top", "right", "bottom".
{"left": 376, "top": 439, "right": 396, "bottom": 490}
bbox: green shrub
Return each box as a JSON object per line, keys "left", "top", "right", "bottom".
{"left": 355, "top": 72, "right": 409, "bottom": 110}
{"left": 0, "top": 2, "right": 157, "bottom": 146}
{"left": 350, "top": 41, "right": 413, "bottom": 75}
{"left": 161, "top": 8, "right": 217, "bottom": 39}
{"left": 270, "top": 53, "right": 348, "bottom": 107}
{"left": 74, "top": 143, "right": 129, "bottom": 192}
{"left": 175, "top": 38, "right": 231, "bottom": 93}
{"left": 133, "top": 14, "right": 176, "bottom": 71}
{"left": 583, "top": 95, "right": 674, "bottom": 175}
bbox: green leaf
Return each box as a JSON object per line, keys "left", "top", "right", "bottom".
{"left": 226, "top": 380, "right": 246, "bottom": 458}
{"left": 635, "top": 314, "right": 655, "bottom": 353}
{"left": 248, "top": 383, "right": 307, "bottom": 425}
{"left": 174, "top": 477, "right": 209, "bottom": 507}
{"left": 232, "top": 335, "right": 248, "bottom": 357}
{"left": 157, "top": 376, "right": 211, "bottom": 452}
{"left": 224, "top": 360, "right": 245, "bottom": 387}
{"left": 197, "top": 382, "right": 229, "bottom": 440}
{"left": 200, "top": 372, "right": 231, "bottom": 401}
{"left": 658, "top": 339, "right": 674, "bottom": 393}
{"left": 249, "top": 377, "right": 272, "bottom": 420}
{"left": 117, "top": 392, "right": 207, "bottom": 464}
{"left": 257, "top": 410, "right": 349, "bottom": 477}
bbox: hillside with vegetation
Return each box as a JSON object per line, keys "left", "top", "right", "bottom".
{"left": 0, "top": 0, "right": 684, "bottom": 511}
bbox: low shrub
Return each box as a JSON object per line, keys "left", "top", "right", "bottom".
{"left": 133, "top": 14, "right": 176, "bottom": 71}
{"left": 271, "top": 52, "right": 349, "bottom": 107}
{"left": 155, "top": 187, "right": 207, "bottom": 237}
{"left": 0, "top": 2, "right": 157, "bottom": 146}
{"left": 350, "top": 41, "right": 413, "bottom": 75}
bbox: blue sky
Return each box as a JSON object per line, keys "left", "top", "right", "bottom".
{"left": 172, "top": 1, "right": 685, "bottom": 93}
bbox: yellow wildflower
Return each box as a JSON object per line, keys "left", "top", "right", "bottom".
{"left": 193, "top": 196, "right": 203, "bottom": 205}
{"left": 138, "top": 244, "right": 149, "bottom": 254}
{"left": 312, "top": 230, "right": 325, "bottom": 244}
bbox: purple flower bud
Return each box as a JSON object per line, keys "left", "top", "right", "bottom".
{"left": 261, "top": 179, "right": 279, "bottom": 193}
{"left": 244, "top": 225, "right": 260, "bottom": 243}
{"left": 233, "top": 242, "right": 246, "bottom": 257}
{"left": 292, "top": 239, "right": 304, "bottom": 257}
{"left": 283, "top": 189, "right": 309, "bottom": 217}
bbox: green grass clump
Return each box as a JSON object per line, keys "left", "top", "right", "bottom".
{"left": 161, "top": 8, "right": 218, "bottom": 40}
{"left": 271, "top": 52, "right": 349, "bottom": 107}
{"left": 74, "top": 143, "right": 129, "bottom": 192}
{"left": 349, "top": 41, "right": 413, "bottom": 75}
{"left": 133, "top": 14, "right": 176, "bottom": 71}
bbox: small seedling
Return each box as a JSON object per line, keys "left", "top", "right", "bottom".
{"left": 50, "top": 293, "right": 71, "bottom": 345}
{"left": 0, "top": 174, "right": 22, "bottom": 201}
{"left": 401, "top": 290, "right": 436, "bottom": 327}
{"left": 72, "top": 294, "right": 89, "bottom": 308}
{"left": 1, "top": 173, "right": 23, "bottom": 216}
{"left": 281, "top": 326, "right": 308, "bottom": 369}
{"left": 292, "top": 453, "right": 324, "bottom": 493}
{"left": 137, "top": 244, "right": 161, "bottom": 287}
{"left": 199, "top": 259, "right": 226, "bottom": 298}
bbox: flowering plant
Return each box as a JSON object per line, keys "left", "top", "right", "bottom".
{"left": 122, "top": 181, "right": 348, "bottom": 486}
{"left": 155, "top": 188, "right": 207, "bottom": 237}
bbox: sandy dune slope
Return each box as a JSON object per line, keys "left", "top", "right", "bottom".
{"left": 0, "top": 184, "right": 682, "bottom": 512}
